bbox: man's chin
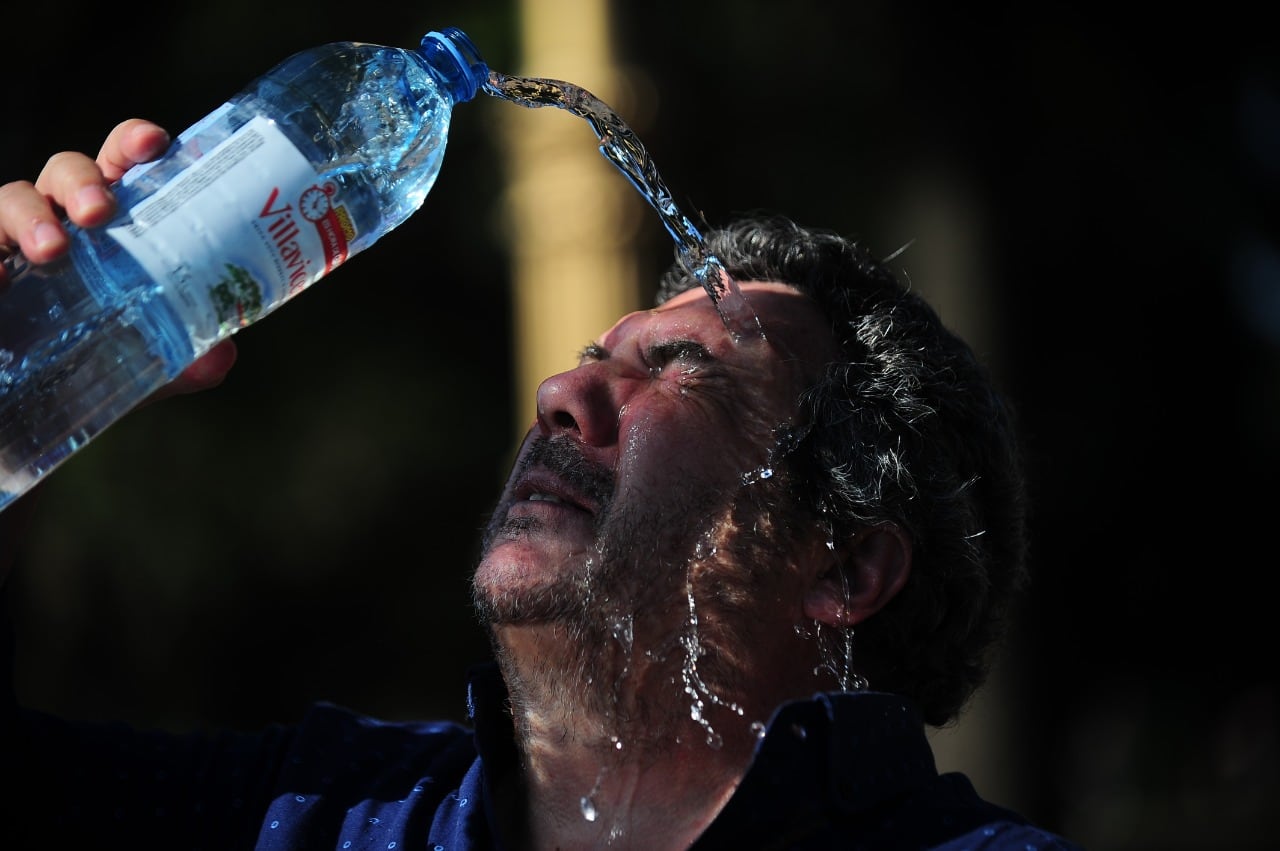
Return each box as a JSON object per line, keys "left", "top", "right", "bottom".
{"left": 471, "top": 548, "right": 594, "bottom": 627}
{"left": 472, "top": 581, "right": 590, "bottom": 628}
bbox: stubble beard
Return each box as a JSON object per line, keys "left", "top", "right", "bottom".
{"left": 470, "top": 431, "right": 807, "bottom": 746}
{"left": 471, "top": 435, "right": 723, "bottom": 722}
{"left": 473, "top": 435, "right": 616, "bottom": 627}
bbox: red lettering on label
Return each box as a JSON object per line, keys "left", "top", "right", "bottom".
{"left": 259, "top": 186, "right": 312, "bottom": 295}
{"left": 259, "top": 187, "right": 290, "bottom": 219}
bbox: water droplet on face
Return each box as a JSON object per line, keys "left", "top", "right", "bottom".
{"left": 580, "top": 796, "right": 598, "bottom": 822}
{"left": 750, "top": 721, "right": 767, "bottom": 739}
{"left": 610, "top": 614, "right": 634, "bottom": 647}
{"left": 795, "top": 621, "right": 818, "bottom": 639}
{"left": 740, "top": 466, "right": 774, "bottom": 486}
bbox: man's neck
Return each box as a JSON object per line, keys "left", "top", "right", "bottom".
{"left": 491, "top": 623, "right": 762, "bottom": 850}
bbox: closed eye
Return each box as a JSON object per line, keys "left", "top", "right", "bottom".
{"left": 645, "top": 340, "right": 712, "bottom": 374}
{"left": 577, "top": 342, "right": 609, "bottom": 365}
{"left": 576, "top": 340, "right": 711, "bottom": 373}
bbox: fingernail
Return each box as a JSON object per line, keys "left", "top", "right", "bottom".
{"left": 75, "top": 184, "right": 113, "bottom": 218}
{"left": 33, "top": 221, "right": 65, "bottom": 253}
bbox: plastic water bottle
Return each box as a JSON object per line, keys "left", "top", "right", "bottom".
{"left": 0, "top": 27, "right": 488, "bottom": 512}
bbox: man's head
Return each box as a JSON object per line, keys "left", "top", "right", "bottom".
{"left": 654, "top": 214, "right": 1030, "bottom": 726}
{"left": 475, "top": 213, "right": 1028, "bottom": 730}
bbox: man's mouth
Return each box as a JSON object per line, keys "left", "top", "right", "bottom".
{"left": 514, "top": 473, "right": 595, "bottom": 514}
{"left": 502, "top": 435, "right": 616, "bottom": 524}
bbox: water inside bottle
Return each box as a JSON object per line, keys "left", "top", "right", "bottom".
{"left": 481, "top": 72, "right": 764, "bottom": 342}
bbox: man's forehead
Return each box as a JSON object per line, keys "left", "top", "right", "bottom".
{"left": 615, "top": 281, "right": 813, "bottom": 338}
{"left": 658, "top": 280, "right": 801, "bottom": 312}
{"left": 593, "top": 280, "right": 833, "bottom": 370}
{"left": 656, "top": 281, "right": 831, "bottom": 356}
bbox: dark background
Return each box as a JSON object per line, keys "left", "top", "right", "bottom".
{"left": 3, "top": 2, "right": 1277, "bottom": 849}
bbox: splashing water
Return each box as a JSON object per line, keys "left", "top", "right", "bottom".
{"left": 482, "top": 72, "right": 764, "bottom": 341}
{"left": 795, "top": 553, "right": 869, "bottom": 692}
{"left": 680, "top": 584, "right": 746, "bottom": 749}
{"left": 483, "top": 67, "right": 785, "bottom": 767}
{"left": 741, "top": 423, "right": 812, "bottom": 486}
{"left": 609, "top": 612, "right": 635, "bottom": 693}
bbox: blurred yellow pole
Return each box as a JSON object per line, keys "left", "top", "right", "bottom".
{"left": 500, "top": 0, "right": 644, "bottom": 438}
{"left": 889, "top": 171, "right": 1025, "bottom": 813}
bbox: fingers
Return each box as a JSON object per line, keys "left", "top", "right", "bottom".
{"left": 0, "top": 119, "right": 170, "bottom": 266}
{"left": 143, "top": 340, "right": 239, "bottom": 406}
{"left": 1, "top": 118, "right": 239, "bottom": 403}
{"left": 173, "top": 339, "right": 239, "bottom": 396}
{"left": 0, "top": 179, "right": 73, "bottom": 264}
{"left": 31, "top": 154, "right": 117, "bottom": 230}
{"left": 95, "top": 118, "right": 171, "bottom": 182}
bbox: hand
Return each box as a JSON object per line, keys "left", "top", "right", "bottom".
{"left": 0, "top": 118, "right": 237, "bottom": 397}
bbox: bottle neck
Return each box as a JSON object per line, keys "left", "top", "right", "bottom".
{"left": 419, "top": 27, "right": 489, "bottom": 103}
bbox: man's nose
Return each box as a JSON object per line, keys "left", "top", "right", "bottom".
{"left": 535, "top": 363, "right": 618, "bottom": 446}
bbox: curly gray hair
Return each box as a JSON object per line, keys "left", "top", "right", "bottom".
{"left": 656, "top": 214, "right": 1030, "bottom": 726}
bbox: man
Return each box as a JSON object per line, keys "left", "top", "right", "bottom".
{"left": 1, "top": 119, "right": 1081, "bottom": 849}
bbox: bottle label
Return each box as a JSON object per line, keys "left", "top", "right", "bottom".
{"left": 108, "top": 113, "right": 353, "bottom": 340}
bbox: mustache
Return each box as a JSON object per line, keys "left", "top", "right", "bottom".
{"left": 520, "top": 435, "right": 616, "bottom": 513}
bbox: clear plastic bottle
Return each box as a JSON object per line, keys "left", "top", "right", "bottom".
{"left": 0, "top": 27, "right": 488, "bottom": 511}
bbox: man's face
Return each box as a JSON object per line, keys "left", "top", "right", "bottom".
{"left": 473, "top": 281, "right": 834, "bottom": 650}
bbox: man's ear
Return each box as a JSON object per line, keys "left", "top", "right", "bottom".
{"left": 802, "top": 525, "right": 911, "bottom": 627}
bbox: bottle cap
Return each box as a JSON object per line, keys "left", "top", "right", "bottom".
{"left": 420, "top": 27, "right": 489, "bottom": 103}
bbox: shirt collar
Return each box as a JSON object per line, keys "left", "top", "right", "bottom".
{"left": 694, "top": 690, "right": 938, "bottom": 846}
{"left": 464, "top": 665, "right": 939, "bottom": 843}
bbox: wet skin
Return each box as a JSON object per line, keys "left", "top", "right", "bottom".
{"left": 474, "top": 281, "right": 838, "bottom": 675}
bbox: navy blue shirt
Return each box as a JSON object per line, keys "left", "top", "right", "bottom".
{"left": 2, "top": 662, "right": 1081, "bottom": 849}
